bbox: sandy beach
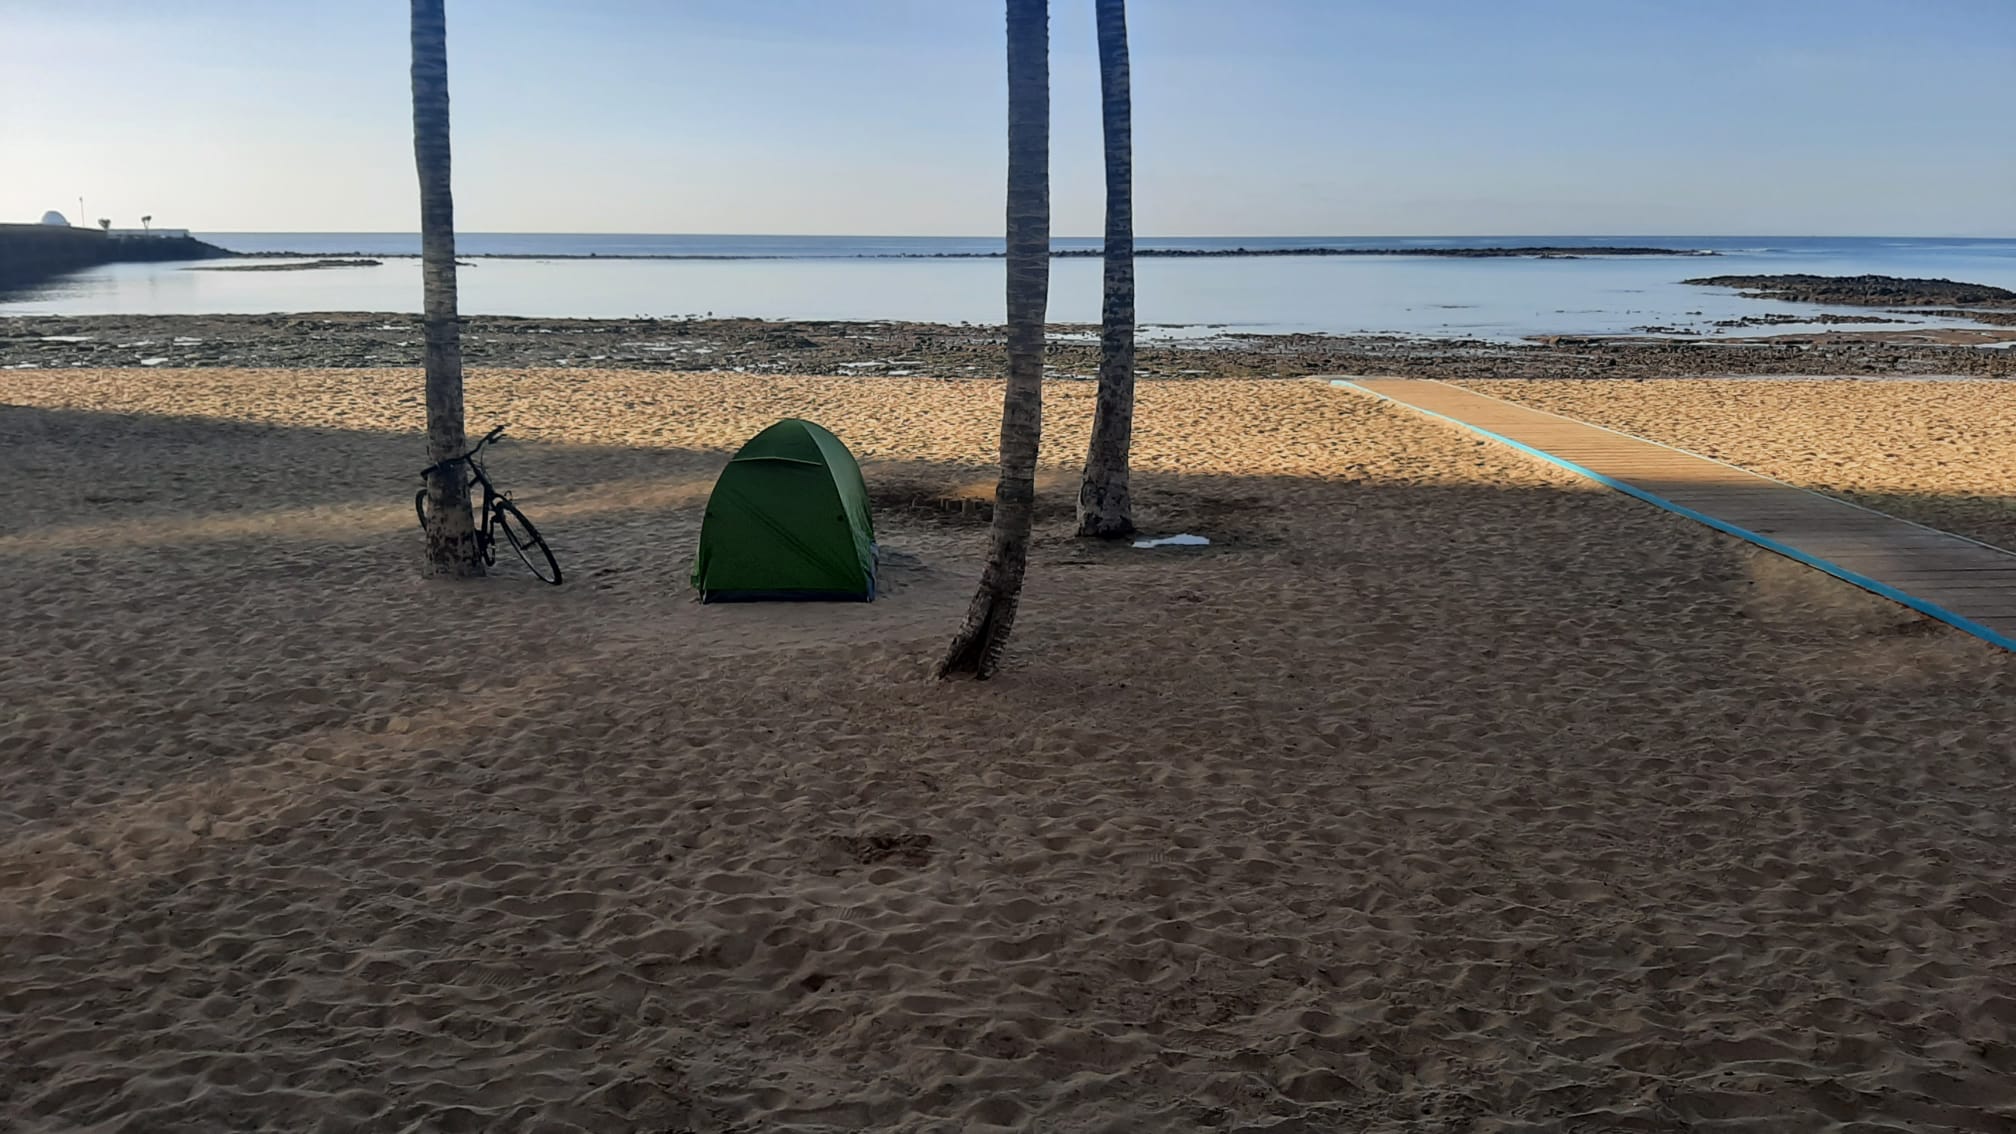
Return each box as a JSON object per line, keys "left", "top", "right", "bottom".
{"left": 4, "top": 367, "right": 2016, "bottom": 1131}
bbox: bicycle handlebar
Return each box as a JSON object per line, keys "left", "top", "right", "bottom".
{"left": 468, "top": 425, "right": 506, "bottom": 458}
{"left": 420, "top": 424, "right": 507, "bottom": 478}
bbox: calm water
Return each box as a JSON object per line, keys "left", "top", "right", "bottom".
{"left": 7, "top": 234, "right": 2015, "bottom": 342}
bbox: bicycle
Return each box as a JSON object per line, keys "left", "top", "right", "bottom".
{"left": 415, "top": 424, "right": 563, "bottom": 585}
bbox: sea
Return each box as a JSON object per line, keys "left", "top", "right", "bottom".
{"left": 5, "top": 234, "right": 2015, "bottom": 343}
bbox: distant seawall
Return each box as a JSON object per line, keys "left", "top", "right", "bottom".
{"left": 0, "top": 224, "right": 234, "bottom": 288}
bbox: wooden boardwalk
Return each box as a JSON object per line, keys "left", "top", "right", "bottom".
{"left": 1332, "top": 378, "right": 2016, "bottom": 653}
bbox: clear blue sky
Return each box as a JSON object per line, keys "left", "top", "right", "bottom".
{"left": 3, "top": 0, "right": 2011, "bottom": 236}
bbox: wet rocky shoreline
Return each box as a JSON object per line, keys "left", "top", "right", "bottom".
{"left": 3, "top": 312, "right": 2013, "bottom": 379}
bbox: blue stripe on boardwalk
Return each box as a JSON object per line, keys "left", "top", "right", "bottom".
{"left": 1330, "top": 377, "right": 2016, "bottom": 655}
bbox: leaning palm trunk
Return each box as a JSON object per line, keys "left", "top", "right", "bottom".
{"left": 1075, "top": 0, "right": 1135, "bottom": 539}
{"left": 939, "top": 0, "right": 1050, "bottom": 679}
{"left": 411, "top": 0, "right": 482, "bottom": 577}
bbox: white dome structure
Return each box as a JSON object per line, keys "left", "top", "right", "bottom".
{"left": 40, "top": 210, "right": 69, "bottom": 226}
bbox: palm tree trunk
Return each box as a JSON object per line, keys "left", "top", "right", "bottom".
{"left": 1076, "top": 0, "right": 1135, "bottom": 539}
{"left": 939, "top": 0, "right": 1050, "bottom": 679}
{"left": 411, "top": 0, "right": 482, "bottom": 578}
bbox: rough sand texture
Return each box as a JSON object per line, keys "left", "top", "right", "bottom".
{"left": 4, "top": 370, "right": 2016, "bottom": 1132}
{"left": 1465, "top": 380, "right": 2016, "bottom": 552}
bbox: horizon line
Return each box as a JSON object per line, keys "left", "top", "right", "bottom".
{"left": 185, "top": 230, "right": 2016, "bottom": 240}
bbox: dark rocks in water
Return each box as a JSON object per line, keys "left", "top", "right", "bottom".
{"left": 1808, "top": 312, "right": 1895, "bottom": 325}
{"left": 231, "top": 245, "right": 1719, "bottom": 262}
{"left": 1708, "top": 312, "right": 1894, "bottom": 329}
{"left": 1030, "top": 245, "right": 1711, "bottom": 260}
{"left": 1631, "top": 311, "right": 1893, "bottom": 335}
{"left": 1906, "top": 307, "right": 2016, "bottom": 327}
{"left": 1684, "top": 273, "right": 2016, "bottom": 308}
{"left": 190, "top": 258, "right": 383, "bottom": 272}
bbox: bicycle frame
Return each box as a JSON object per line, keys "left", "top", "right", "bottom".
{"left": 416, "top": 424, "right": 562, "bottom": 584}
{"left": 422, "top": 427, "right": 502, "bottom": 512}
{"left": 462, "top": 459, "right": 501, "bottom": 528}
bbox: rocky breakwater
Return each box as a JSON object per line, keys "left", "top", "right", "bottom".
{"left": 0, "top": 224, "right": 233, "bottom": 289}
{"left": 1685, "top": 273, "right": 2016, "bottom": 326}
{"left": 968, "top": 245, "right": 1715, "bottom": 260}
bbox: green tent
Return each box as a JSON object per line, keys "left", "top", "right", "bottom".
{"left": 691, "top": 419, "right": 877, "bottom": 603}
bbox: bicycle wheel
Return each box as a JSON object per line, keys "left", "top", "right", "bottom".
{"left": 494, "top": 500, "right": 562, "bottom": 585}
{"left": 414, "top": 488, "right": 429, "bottom": 530}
